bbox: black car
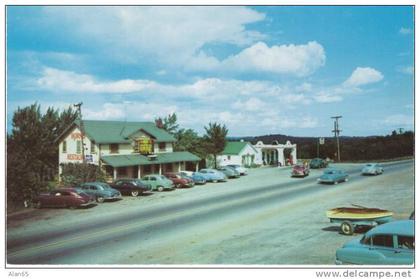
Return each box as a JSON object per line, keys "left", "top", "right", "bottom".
{"left": 110, "top": 179, "right": 151, "bottom": 197}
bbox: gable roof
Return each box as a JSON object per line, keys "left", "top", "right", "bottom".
{"left": 58, "top": 120, "right": 176, "bottom": 144}
{"left": 222, "top": 141, "right": 256, "bottom": 155}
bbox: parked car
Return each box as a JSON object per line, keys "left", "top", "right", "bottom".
{"left": 164, "top": 172, "right": 194, "bottom": 188}
{"left": 140, "top": 174, "right": 175, "bottom": 191}
{"left": 291, "top": 164, "right": 310, "bottom": 177}
{"left": 310, "top": 158, "right": 328, "bottom": 169}
{"left": 217, "top": 166, "right": 240, "bottom": 178}
{"left": 361, "top": 163, "right": 384, "bottom": 175}
{"left": 110, "top": 178, "right": 151, "bottom": 197}
{"left": 179, "top": 170, "right": 194, "bottom": 177}
{"left": 179, "top": 171, "right": 207, "bottom": 185}
{"left": 33, "top": 188, "right": 95, "bottom": 209}
{"left": 226, "top": 164, "right": 248, "bottom": 175}
{"left": 76, "top": 182, "right": 122, "bottom": 203}
{"left": 318, "top": 168, "right": 349, "bottom": 184}
{"left": 198, "top": 169, "right": 227, "bottom": 182}
{"left": 335, "top": 220, "right": 414, "bottom": 265}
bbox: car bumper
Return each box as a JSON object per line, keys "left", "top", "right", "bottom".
{"left": 318, "top": 179, "right": 334, "bottom": 184}
{"left": 79, "top": 200, "right": 96, "bottom": 207}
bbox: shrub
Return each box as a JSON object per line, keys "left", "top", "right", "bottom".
{"left": 60, "top": 163, "right": 106, "bottom": 187}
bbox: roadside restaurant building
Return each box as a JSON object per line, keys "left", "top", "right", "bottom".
{"left": 57, "top": 120, "right": 201, "bottom": 181}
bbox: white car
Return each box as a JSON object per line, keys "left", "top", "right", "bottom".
{"left": 361, "top": 163, "right": 384, "bottom": 175}
{"left": 226, "top": 164, "right": 248, "bottom": 175}
{"left": 179, "top": 170, "right": 194, "bottom": 177}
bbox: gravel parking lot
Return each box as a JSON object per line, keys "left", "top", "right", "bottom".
{"left": 7, "top": 160, "right": 414, "bottom": 265}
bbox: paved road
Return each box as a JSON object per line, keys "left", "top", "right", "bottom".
{"left": 7, "top": 160, "right": 414, "bottom": 265}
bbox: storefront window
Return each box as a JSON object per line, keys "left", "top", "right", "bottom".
{"left": 91, "top": 141, "right": 96, "bottom": 153}
{"left": 158, "top": 142, "right": 166, "bottom": 151}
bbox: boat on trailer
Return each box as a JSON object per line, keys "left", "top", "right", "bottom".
{"left": 326, "top": 205, "right": 393, "bottom": 235}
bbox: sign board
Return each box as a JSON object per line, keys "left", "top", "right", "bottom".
{"left": 67, "top": 154, "right": 83, "bottom": 161}
{"left": 138, "top": 137, "right": 153, "bottom": 155}
{"left": 319, "top": 138, "right": 325, "bottom": 145}
{"left": 85, "top": 154, "right": 93, "bottom": 163}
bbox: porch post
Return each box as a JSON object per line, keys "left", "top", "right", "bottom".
{"left": 277, "top": 148, "right": 285, "bottom": 167}
{"left": 113, "top": 167, "right": 117, "bottom": 180}
{"left": 138, "top": 165, "right": 142, "bottom": 178}
{"left": 196, "top": 162, "right": 199, "bottom": 172}
{"left": 178, "top": 162, "right": 182, "bottom": 172}
{"left": 159, "top": 164, "right": 162, "bottom": 175}
{"left": 291, "top": 147, "right": 297, "bottom": 165}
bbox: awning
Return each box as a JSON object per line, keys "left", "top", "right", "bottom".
{"left": 101, "top": 151, "right": 201, "bottom": 167}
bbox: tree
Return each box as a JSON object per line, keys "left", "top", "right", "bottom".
{"left": 203, "top": 122, "right": 228, "bottom": 168}
{"left": 7, "top": 103, "right": 78, "bottom": 208}
{"left": 155, "top": 113, "right": 179, "bottom": 134}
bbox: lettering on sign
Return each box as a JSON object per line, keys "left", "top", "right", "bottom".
{"left": 71, "top": 133, "right": 83, "bottom": 140}
{"left": 138, "top": 136, "right": 154, "bottom": 155}
{"left": 67, "top": 154, "right": 83, "bottom": 160}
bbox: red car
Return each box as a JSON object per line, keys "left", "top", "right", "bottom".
{"left": 291, "top": 164, "right": 310, "bottom": 177}
{"left": 164, "top": 172, "right": 194, "bottom": 188}
{"left": 33, "top": 188, "right": 95, "bottom": 209}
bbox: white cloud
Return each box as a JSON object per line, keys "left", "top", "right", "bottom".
{"left": 399, "top": 27, "right": 413, "bottom": 35}
{"left": 42, "top": 7, "right": 266, "bottom": 69}
{"left": 342, "top": 67, "right": 383, "bottom": 87}
{"left": 37, "top": 67, "right": 158, "bottom": 93}
{"left": 220, "top": 41, "right": 326, "bottom": 76}
{"left": 232, "top": 97, "right": 266, "bottom": 111}
{"left": 397, "top": 66, "right": 414, "bottom": 75}
{"left": 383, "top": 114, "right": 414, "bottom": 127}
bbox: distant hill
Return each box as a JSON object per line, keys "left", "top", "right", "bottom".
{"left": 228, "top": 131, "right": 414, "bottom": 161}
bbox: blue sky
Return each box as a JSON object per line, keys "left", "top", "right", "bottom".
{"left": 7, "top": 6, "right": 414, "bottom": 137}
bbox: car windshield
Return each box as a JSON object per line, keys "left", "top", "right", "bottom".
{"left": 159, "top": 175, "right": 166, "bottom": 179}
{"left": 366, "top": 164, "right": 373, "bottom": 167}
{"left": 324, "top": 170, "right": 335, "bottom": 175}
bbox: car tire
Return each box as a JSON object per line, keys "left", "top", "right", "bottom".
{"left": 157, "top": 186, "right": 164, "bottom": 192}
{"left": 212, "top": 179, "right": 218, "bottom": 183}
{"left": 344, "top": 178, "right": 349, "bottom": 182}
{"left": 334, "top": 181, "right": 338, "bottom": 185}
{"left": 341, "top": 222, "right": 354, "bottom": 235}
{"left": 131, "top": 190, "right": 139, "bottom": 197}
{"left": 96, "top": 196, "right": 105, "bottom": 203}
{"left": 34, "top": 201, "right": 42, "bottom": 209}
{"left": 69, "top": 205, "right": 78, "bottom": 210}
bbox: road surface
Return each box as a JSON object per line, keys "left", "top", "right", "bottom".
{"left": 7, "top": 160, "right": 414, "bottom": 265}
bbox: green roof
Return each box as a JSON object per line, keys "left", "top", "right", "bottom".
{"left": 222, "top": 141, "right": 252, "bottom": 155}
{"left": 101, "top": 151, "right": 201, "bottom": 167}
{"left": 73, "top": 120, "right": 176, "bottom": 144}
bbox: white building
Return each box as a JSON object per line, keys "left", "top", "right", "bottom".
{"left": 217, "top": 141, "right": 260, "bottom": 167}
{"left": 253, "top": 140, "right": 297, "bottom": 166}
{"left": 57, "top": 120, "right": 201, "bottom": 181}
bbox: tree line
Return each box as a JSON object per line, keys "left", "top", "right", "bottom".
{"left": 244, "top": 131, "right": 414, "bottom": 162}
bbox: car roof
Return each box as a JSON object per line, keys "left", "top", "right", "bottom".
{"left": 366, "top": 220, "right": 414, "bottom": 237}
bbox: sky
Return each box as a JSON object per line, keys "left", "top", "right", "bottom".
{"left": 6, "top": 6, "right": 414, "bottom": 137}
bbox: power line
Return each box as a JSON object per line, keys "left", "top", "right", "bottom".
{"left": 331, "top": 116, "right": 342, "bottom": 162}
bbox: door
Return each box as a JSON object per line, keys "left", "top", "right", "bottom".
{"left": 369, "top": 234, "right": 397, "bottom": 264}
{"left": 392, "top": 235, "right": 414, "bottom": 264}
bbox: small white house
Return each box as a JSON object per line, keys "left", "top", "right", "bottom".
{"left": 217, "top": 141, "right": 260, "bottom": 167}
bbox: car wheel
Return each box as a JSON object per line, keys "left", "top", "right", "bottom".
{"left": 212, "top": 179, "right": 218, "bottom": 183}
{"left": 334, "top": 181, "right": 338, "bottom": 185}
{"left": 96, "top": 196, "right": 105, "bottom": 203}
{"left": 69, "top": 205, "right": 78, "bottom": 210}
{"left": 341, "top": 222, "right": 354, "bottom": 235}
{"left": 131, "top": 190, "right": 139, "bottom": 197}
{"left": 157, "top": 186, "right": 164, "bottom": 192}
{"left": 34, "top": 201, "right": 42, "bottom": 209}
{"left": 344, "top": 178, "right": 349, "bottom": 182}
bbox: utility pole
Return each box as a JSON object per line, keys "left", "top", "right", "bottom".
{"left": 74, "top": 102, "right": 85, "bottom": 164}
{"left": 331, "top": 116, "right": 342, "bottom": 162}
